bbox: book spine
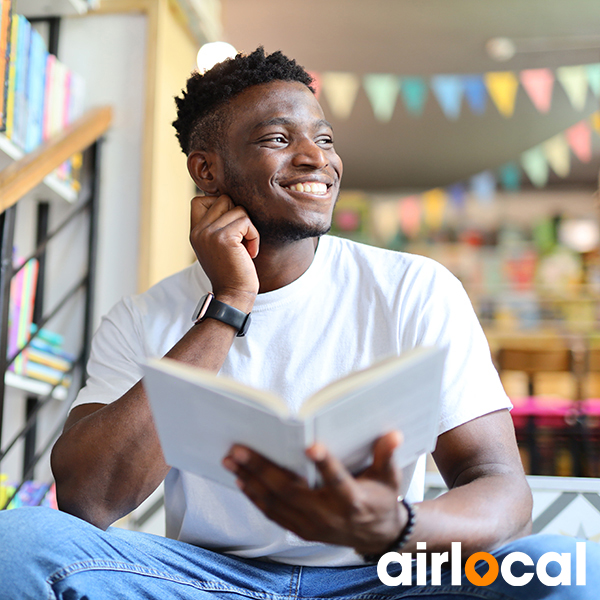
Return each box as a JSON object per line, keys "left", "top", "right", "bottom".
{"left": 42, "top": 53, "right": 55, "bottom": 141}
{"left": 0, "top": 0, "right": 12, "bottom": 131}
{"left": 15, "top": 258, "right": 38, "bottom": 372}
{"left": 25, "top": 28, "right": 45, "bottom": 152}
{"left": 13, "top": 14, "right": 30, "bottom": 149}
{"left": 4, "top": 12, "right": 17, "bottom": 138}
{"left": 27, "top": 347, "right": 71, "bottom": 372}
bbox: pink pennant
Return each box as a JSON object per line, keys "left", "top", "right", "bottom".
{"left": 520, "top": 69, "right": 554, "bottom": 113}
{"left": 307, "top": 71, "right": 322, "bottom": 100}
{"left": 566, "top": 120, "right": 592, "bottom": 163}
{"left": 398, "top": 196, "right": 421, "bottom": 238}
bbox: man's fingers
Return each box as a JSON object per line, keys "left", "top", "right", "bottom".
{"left": 306, "top": 444, "right": 356, "bottom": 496}
{"left": 190, "top": 194, "right": 235, "bottom": 231}
{"left": 368, "top": 431, "right": 403, "bottom": 481}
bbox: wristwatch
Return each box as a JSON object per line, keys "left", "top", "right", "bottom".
{"left": 192, "top": 293, "right": 252, "bottom": 337}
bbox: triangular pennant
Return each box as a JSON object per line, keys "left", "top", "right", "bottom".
{"left": 430, "top": 75, "right": 464, "bottom": 120}
{"left": 556, "top": 65, "right": 589, "bottom": 111}
{"left": 484, "top": 71, "right": 519, "bottom": 118}
{"left": 498, "top": 162, "right": 521, "bottom": 192}
{"left": 590, "top": 111, "right": 600, "bottom": 135}
{"left": 398, "top": 196, "right": 421, "bottom": 238}
{"left": 543, "top": 134, "right": 571, "bottom": 177}
{"left": 400, "top": 77, "right": 428, "bottom": 117}
{"left": 448, "top": 183, "right": 467, "bottom": 209}
{"left": 566, "top": 120, "right": 592, "bottom": 163}
{"left": 462, "top": 75, "right": 487, "bottom": 115}
{"left": 470, "top": 171, "right": 496, "bottom": 203}
{"left": 521, "top": 146, "right": 549, "bottom": 187}
{"left": 321, "top": 72, "right": 361, "bottom": 120}
{"left": 307, "top": 71, "right": 322, "bottom": 100}
{"left": 422, "top": 188, "right": 446, "bottom": 230}
{"left": 363, "top": 74, "right": 401, "bottom": 122}
{"left": 586, "top": 63, "right": 600, "bottom": 98}
{"left": 520, "top": 69, "right": 554, "bottom": 113}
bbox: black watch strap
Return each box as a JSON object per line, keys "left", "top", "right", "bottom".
{"left": 192, "top": 293, "right": 251, "bottom": 337}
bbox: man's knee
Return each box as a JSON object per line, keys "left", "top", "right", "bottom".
{"left": 0, "top": 506, "right": 96, "bottom": 563}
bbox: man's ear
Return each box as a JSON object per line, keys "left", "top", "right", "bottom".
{"left": 187, "top": 150, "right": 223, "bottom": 196}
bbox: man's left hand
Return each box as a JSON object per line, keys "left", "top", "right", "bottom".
{"left": 223, "top": 431, "right": 406, "bottom": 555}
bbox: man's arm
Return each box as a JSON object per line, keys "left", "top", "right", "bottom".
{"left": 223, "top": 408, "right": 532, "bottom": 557}
{"left": 51, "top": 195, "right": 259, "bottom": 529}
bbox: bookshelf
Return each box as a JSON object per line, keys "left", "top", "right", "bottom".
{"left": 0, "top": 105, "right": 112, "bottom": 501}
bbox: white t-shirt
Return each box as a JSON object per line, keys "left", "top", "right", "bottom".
{"left": 72, "top": 235, "right": 511, "bottom": 566}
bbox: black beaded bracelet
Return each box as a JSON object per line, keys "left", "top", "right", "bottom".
{"left": 361, "top": 497, "right": 416, "bottom": 563}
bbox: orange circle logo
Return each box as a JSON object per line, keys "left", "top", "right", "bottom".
{"left": 464, "top": 552, "right": 499, "bottom": 586}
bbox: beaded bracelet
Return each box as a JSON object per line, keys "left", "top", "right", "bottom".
{"left": 361, "top": 497, "right": 416, "bottom": 563}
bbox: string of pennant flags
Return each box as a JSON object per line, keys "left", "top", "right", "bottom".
{"left": 335, "top": 110, "right": 600, "bottom": 240}
{"left": 308, "top": 63, "right": 600, "bottom": 121}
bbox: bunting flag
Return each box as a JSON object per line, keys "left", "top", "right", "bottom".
{"left": 422, "top": 188, "right": 446, "bottom": 230}
{"left": 543, "top": 134, "right": 570, "bottom": 177}
{"left": 485, "top": 71, "right": 520, "bottom": 118}
{"left": 462, "top": 75, "right": 487, "bottom": 115}
{"left": 591, "top": 111, "right": 600, "bottom": 135}
{"left": 470, "top": 171, "right": 496, "bottom": 203}
{"left": 307, "top": 71, "right": 322, "bottom": 100}
{"left": 565, "top": 120, "right": 592, "bottom": 163}
{"left": 311, "top": 62, "right": 600, "bottom": 121}
{"left": 448, "top": 183, "right": 467, "bottom": 209}
{"left": 556, "top": 65, "right": 589, "bottom": 111}
{"left": 498, "top": 162, "right": 521, "bottom": 192}
{"left": 321, "top": 72, "right": 360, "bottom": 120}
{"left": 430, "top": 75, "right": 464, "bottom": 120}
{"left": 521, "top": 146, "right": 549, "bottom": 188}
{"left": 363, "top": 74, "right": 401, "bottom": 122}
{"left": 372, "top": 200, "right": 402, "bottom": 242}
{"left": 398, "top": 195, "right": 422, "bottom": 238}
{"left": 586, "top": 63, "right": 600, "bottom": 98}
{"left": 520, "top": 69, "right": 554, "bottom": 113}
{"left": 400, "top": 77, "right": 428, "bottom": 117}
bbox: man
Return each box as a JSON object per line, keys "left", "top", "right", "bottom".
{"left": 0, "top": 47, "right": 597, "bottom": 598}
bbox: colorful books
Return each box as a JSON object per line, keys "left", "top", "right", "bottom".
{"left": 1, "top": 11, "right": 86, "bottom": 191}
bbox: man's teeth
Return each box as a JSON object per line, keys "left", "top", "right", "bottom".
{"left": 286, "top": 182, "right": 328, "bottom": 195}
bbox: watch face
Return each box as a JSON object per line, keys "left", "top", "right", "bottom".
{"left": 194, "top": 293, "right": 213, "bottom": 322}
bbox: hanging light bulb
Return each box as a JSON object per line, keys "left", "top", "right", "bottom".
{"left": 197, "top": 42, "right": 237, "bottom": 73}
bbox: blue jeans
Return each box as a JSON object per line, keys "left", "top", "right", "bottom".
{"left": 0, "top": 506, "right": 597, "bottom": 599}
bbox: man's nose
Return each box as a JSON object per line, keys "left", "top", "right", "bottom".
{"left": 292, "top": 138, "right": 329, "bottom": 169}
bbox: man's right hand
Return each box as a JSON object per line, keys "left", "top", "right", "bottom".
{"left": 190, "top": 195, "right": 260, "bottom": 307}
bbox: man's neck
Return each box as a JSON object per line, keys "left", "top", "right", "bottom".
{"left": 254, "top": 237, "right": 319, "bottom": 294}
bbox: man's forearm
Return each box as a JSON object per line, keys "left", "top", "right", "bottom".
{"left": 402, "top": 467, "right": 532, "bottom": 557}
{"left": 51, "top": 301, "right": 252, "bottom": 530}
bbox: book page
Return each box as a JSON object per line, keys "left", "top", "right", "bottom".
{"left": 149, "top": 358, "right": 290, "bottom": 418}
{"left": 309, "top": 346, "right": 447, "bottom": 477}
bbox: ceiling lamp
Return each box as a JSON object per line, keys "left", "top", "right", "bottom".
{"left": 197, "top": 42, "right": 237, "bottom": 73}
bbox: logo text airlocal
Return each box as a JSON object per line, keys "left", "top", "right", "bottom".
{"left": 377, "top": 542, "right": 587, "bottom": 587}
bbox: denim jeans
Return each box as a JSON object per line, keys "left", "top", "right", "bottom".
{"left": 0, "top": 506, "right": 598, "bottom": 599}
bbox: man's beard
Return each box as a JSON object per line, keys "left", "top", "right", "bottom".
{"left": 222, "top": 162, "right": 335, "bottom": 245}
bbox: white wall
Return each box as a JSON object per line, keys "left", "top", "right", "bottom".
{"left": 60, "top": 13, "right": 147, "bottom": 326}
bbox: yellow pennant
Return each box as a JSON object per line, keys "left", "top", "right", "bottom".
{"left": 484, "top": 71, "right": 519, "bottom": 118}
{"left": 321, "top": 72, "right": 361, "bottom": 120}
{"left": 543, "top": 134, "right": 570, "bottom": 178}
{"left": 590, "top": 111, "right": 600, "bottom": 135}
{"left": 422, "top": 188, "right": 447, "bottom": 231}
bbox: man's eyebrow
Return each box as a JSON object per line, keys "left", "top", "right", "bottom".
{"left": 252, "top": 117, "right": 334, "bottom": 131}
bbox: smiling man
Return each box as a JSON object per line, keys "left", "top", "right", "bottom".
{"left": 0, "top": 47, "right": 597, "bottom": 599}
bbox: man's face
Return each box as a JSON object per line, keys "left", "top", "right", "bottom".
{"left": 218, "top": 80, "right": 343, "bottom": 245}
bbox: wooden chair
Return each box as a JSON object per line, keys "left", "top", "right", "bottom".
{"left": 495, "top": 347, "right": 577, "bottom": 476}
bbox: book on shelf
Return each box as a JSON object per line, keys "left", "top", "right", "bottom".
{"left": 0, "top": 0, "right": 12, "bottom": 131}
{"left": 4, "top": 9, "right": 17, "bottom": 137}
{"left": 8, "top": 257, "right": 38, "bottom": 374}
{"left": 142, "top": 345, "right": 447, "bottom": 489}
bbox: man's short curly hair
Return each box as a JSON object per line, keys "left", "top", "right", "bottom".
{"left": 173, "top": 47, "right": 315, "bottom": 155}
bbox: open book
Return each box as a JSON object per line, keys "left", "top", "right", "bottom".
{"left": 142, "top": 345, "right": 447, "bottom": 488}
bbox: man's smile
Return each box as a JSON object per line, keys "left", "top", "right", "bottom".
{"left": 282, "top": 181, "right": 329, "bottom": 196}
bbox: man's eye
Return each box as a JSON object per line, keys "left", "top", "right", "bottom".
{"left": 317, "top": 137, "right": 334, "bottom": 146}
{"left": 265, "top": 135, "right": 287, "bottom": 144}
